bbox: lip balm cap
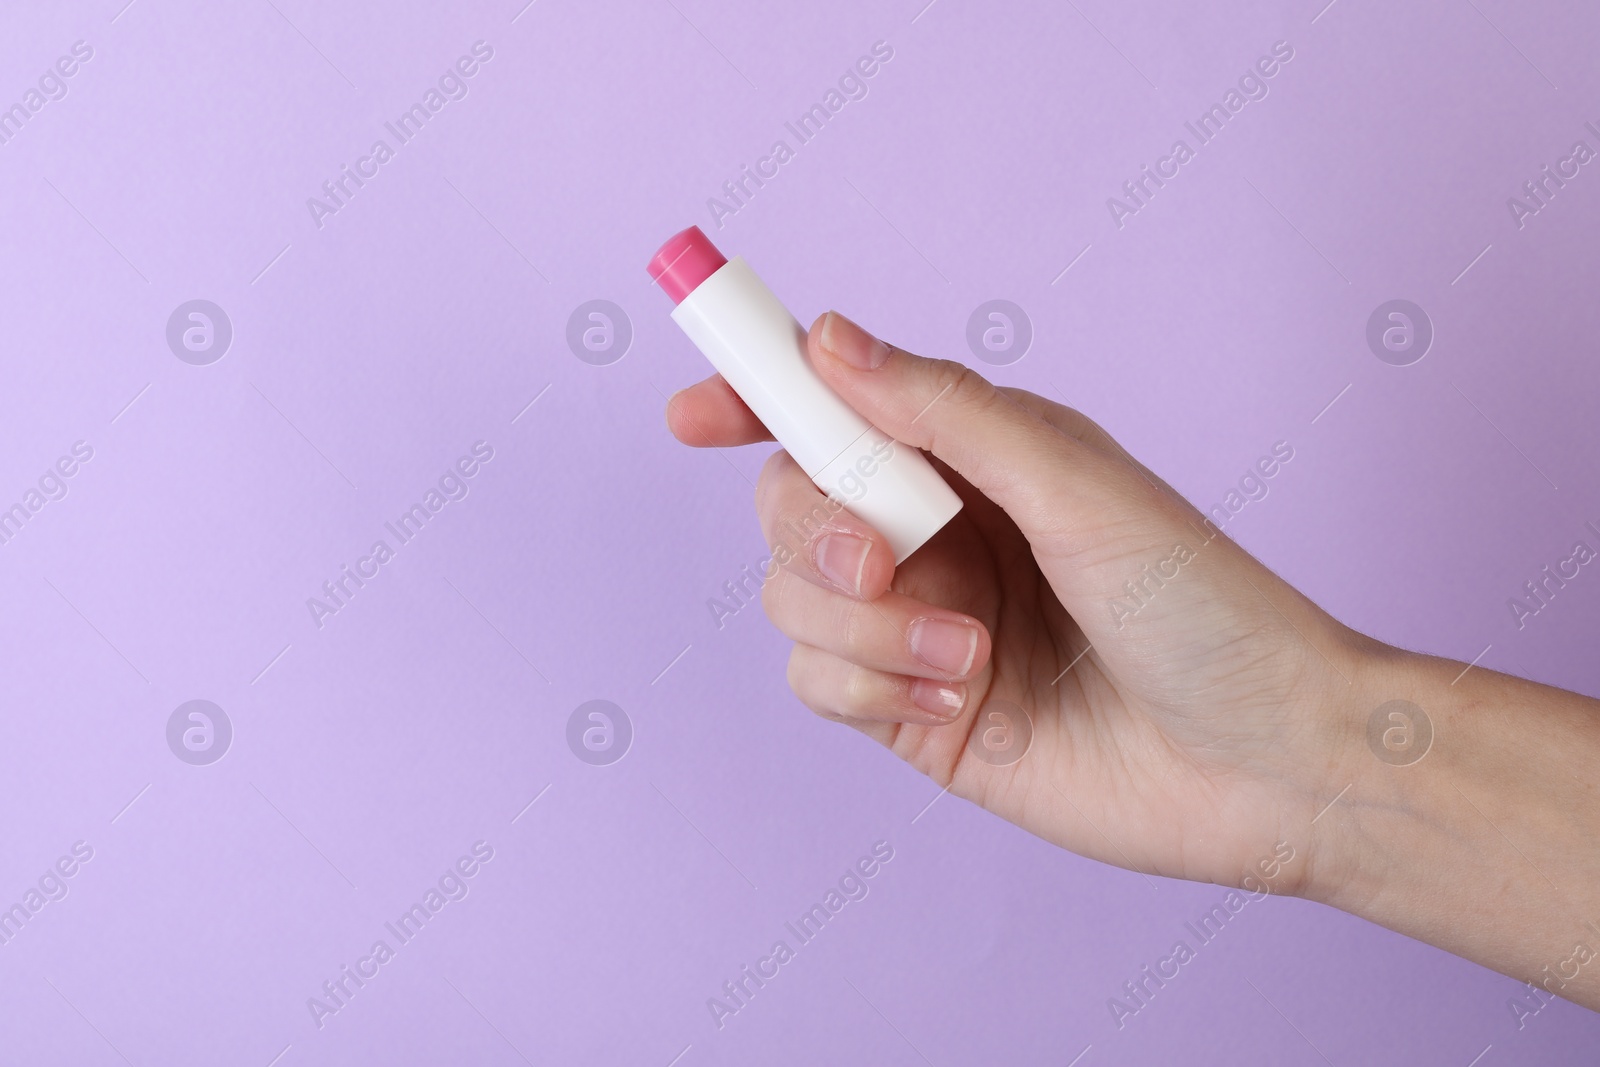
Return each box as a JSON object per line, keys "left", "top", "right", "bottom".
{"left": 648, "top": 226, "right": 728, "bottom": 305}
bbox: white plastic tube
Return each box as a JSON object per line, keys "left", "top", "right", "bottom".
{"left": 651, "top": 229, "right": 962, "bottom": 563}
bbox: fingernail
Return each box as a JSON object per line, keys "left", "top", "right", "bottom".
{"left": 813, "top": 533, "right": 871, "bottom": 597}
{"left": 820, "top": 311, "right": 891, "bottom": 370}
{"left": 910, "top": 678, "right": 965, "bottom": 721}
{"left": 908, "top": 617, "right": 979, "bottom": 677}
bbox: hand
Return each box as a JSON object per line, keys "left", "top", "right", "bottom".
{"left": 668, "top": 311, "right": 1600, "bottom": 1012}
{"left": 667, "top": 310, "right": 1366, "bottom": 895}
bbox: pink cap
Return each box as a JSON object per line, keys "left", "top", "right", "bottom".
{"left": 647, "top": 226, "right": 728, "bottom": 304}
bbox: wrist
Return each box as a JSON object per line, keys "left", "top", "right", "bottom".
{"left": 1290, "top": 638, "right": 1447, "bottom": 911}
{"left": 1292, "top": 636, "right": 1600, "bottom": 1008}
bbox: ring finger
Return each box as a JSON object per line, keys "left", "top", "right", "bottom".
{"left": 786, "top": 643, "right": 969, "bottom": 726}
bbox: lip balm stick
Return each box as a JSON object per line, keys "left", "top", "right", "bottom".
{"left": 649, "top": 226, "right": 962, "bottom": 563}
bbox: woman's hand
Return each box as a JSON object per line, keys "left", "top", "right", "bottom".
{"left": 668, "top": 310, "right": 1364, "bottom": 894}
{"left": 667, "top": 311, "right": 1600, "bottom": 1011}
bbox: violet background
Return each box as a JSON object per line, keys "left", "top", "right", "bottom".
{"left": 1, "top": 0, "right": 1598, "bottom": 1063}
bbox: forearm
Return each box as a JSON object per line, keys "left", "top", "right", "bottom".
{"left": 1305, "top": 643, "right": 1600, "bottom": 1009}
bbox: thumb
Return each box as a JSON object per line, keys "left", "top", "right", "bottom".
{"left": 808, "top": 311, "right": 1195, "bottom": 575}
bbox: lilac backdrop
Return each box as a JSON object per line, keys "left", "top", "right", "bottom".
{"left": 1, "top": 0, "right": 1598, "bottom": 1063}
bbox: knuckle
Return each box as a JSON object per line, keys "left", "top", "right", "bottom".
{"left": 788, "top": 647, "right": 847, "bottom": 723}
{"left": 840, "top": 662, "right": 876, "bottom": 715}
{"left": 785, "top": 644, "right": 806, "bottom": 695}
{"left": 920, "top": 361, "right": 1005, "bottom": 454}
{"left": 837, "top": 599, "right": 870, "bottom": 654}
{"left": 759, "top": 449, "right": 789, "bottom": 480}
{"left": 940, "top": 360, "right": 995, "bottom": 411}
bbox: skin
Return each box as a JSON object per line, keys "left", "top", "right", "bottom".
{"left": 666, "top": 310, "right": 1600, "bottom": 1012}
